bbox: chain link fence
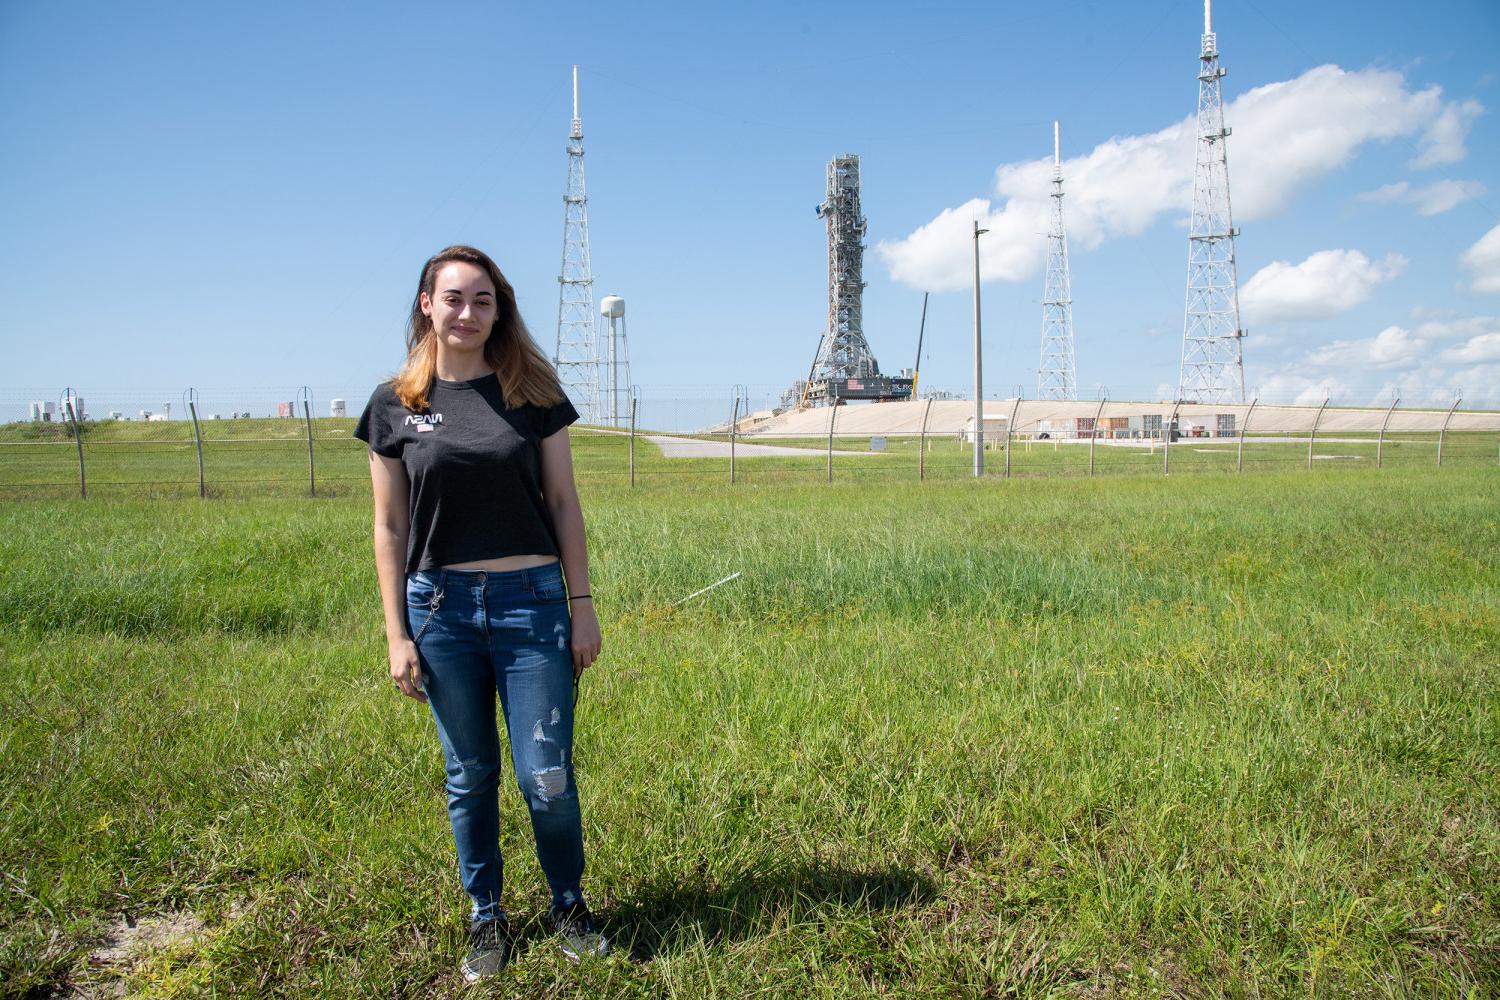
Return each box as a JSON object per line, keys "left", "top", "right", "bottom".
{"left": 2, "top": 385, "right": 1497, "bottom": 499}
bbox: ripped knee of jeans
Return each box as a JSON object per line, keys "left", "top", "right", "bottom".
{"left": 527, "top": 707, "right": 573, "bottom": 804}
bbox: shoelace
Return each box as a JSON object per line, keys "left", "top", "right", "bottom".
{"left": 471, "top": 918, "right": 505, "bottom": 949}
{"left": 553, "top": 903, "right": 595, "bottom": 932}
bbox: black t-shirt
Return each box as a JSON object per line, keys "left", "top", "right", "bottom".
{"left": 353, "top": 373, "right": 579, "bottom": 574}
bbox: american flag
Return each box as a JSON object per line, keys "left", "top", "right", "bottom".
{"left": 847, "top": 379, "right": 864, "bottom": 390}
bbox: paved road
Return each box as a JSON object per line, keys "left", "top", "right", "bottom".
{"left": 579, "top": 428, "right": 879, "bottom": 459}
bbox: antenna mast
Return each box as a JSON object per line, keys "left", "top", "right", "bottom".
{"left": 554, "top": 65, "right": 602, "bottom": 421}
{"left": 1177, "top": 0, "right": 1246, "bottom": 402}
{"left": 1038, "top": 120, "right": 1079, "bottom": 400}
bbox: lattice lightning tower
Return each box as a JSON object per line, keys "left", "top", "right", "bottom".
{"left": 554, "top": 65, "right": 601, "bottom": 422}
{"left": 812, "top": 155, "right": 880, "bottom": 384}
{"left": 1177, "top": 0, "right": 1246, "bottom": 403}
{"left": 1038, "top": 121, "right": 1078, "bottom": 400}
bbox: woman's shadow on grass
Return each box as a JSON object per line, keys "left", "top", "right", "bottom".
{"left": 596, "top": 861, "right": 938, "bottom": 961}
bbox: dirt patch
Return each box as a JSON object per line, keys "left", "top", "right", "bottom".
{"left": 61, "top": 911, "right": 212, "bottom": 997}
{"left": 89, "top": 911, "right": 207, "bottom": 966}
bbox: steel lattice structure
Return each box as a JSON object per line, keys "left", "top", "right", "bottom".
{"left": 813, "top": 156, "right": 879, "bottom": 384}
{"left": 1038, "top": 121, "right": 1079, "bottom": 401}
{"left": 554, "top": 65, "right": 601, "bottom": 422}
{"left": 1177, "top": 0, "right": 1246, "bottom": 403}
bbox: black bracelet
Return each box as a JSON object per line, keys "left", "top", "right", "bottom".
{"left": 568, "top": 594, "right": 592, "bottom": 601}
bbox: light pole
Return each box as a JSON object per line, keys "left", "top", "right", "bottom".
{"left": 973, "top": 219, "right": 989, "bottom": 477}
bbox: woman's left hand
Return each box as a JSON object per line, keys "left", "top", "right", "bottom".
{"left": 570, "top": 599, "right": 602, "bottom": 677}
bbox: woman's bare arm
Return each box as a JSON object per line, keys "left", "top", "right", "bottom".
{"left": 370, "top": 450, "right": 426, "bottom": 701}
{"left": 539, "top": 428, "right": 600, "bottom": 676}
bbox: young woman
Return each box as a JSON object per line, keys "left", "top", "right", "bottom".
{"left": 355, "top": 245, "right": 605, "bottom": 980}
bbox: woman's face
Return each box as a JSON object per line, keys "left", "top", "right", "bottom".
{"left": 420, "top": 261, "right": 498, "bottom": 354}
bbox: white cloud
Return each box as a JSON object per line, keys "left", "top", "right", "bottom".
{"left": 879, "top": 66, "right": 1482, "bottom": 291}
{"left": 1411, "top": 314, "right": 1500, "bottom": 341}
{"left": 1241, "top": 250, "right": 1406, "bottom": 323}
{"left": 1410, "top": 98, "right": 1483, "bottom": 168}
{"left": 1357, "top": 178, "right": 1486, "bottom": 215}
{"left": 1306, "top": 325, "right": 1430, "bottom": 370}
{"left": 1460, "top": 224, "right": 1500, "bottom": 294}
{"left": 1362, "top": 366, "right": 1466, "bottom": 406}
{"left": 1256, "top": 373, "right": 1349, "bottom": 405}
{"left": 1359, "top": 181, "right": 1410, "bottom": 203}
{"left": 1441, "top": 332, "right": 1500, "bottom": 364}
{"left": 1449, "top": 364, "right": 1500, "bottom": 399}
{"left": 1254, "top": 315, "right": 1500, "bottom": 405}
{"left": 876, "top": 197, "right": 1047, "bottom": 290}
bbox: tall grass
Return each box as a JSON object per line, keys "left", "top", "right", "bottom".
{"left": 2, "top": 468, "right": 1497, "bottom": 997}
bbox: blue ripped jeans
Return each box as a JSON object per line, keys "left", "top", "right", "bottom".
{"left": 406, "top": 562, "right": 585, "bottom": 920}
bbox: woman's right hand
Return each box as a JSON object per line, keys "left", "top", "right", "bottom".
{"left": 388, "top": 638, "right": 427, "bottom": 703}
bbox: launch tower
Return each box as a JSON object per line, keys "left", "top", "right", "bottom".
{"left": 798, "top": 155, "right": 912, "bottom": 406}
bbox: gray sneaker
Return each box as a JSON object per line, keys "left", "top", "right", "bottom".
{"left": 462, "top": 915, "right": 511, "bottom": 981}
{"left": 544, "top": 902, "right": 608, "bottom": 961}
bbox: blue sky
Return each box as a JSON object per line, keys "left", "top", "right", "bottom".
{"left": 3, "top": 0, "right": 1497, "bottom": 422}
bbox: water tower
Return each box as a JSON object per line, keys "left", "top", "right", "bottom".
{"left": 599, "top": 294, "right": 631, "bottom": 427}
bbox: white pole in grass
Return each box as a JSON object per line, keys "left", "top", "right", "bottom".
{"left": 674, "top": 571, "right": 742, "bottom": 605}
{"left": 1376, "top": 394, "right": 1399, "bottom": 469}
{"left": 1308, "top": 395, "right": 1329, "bottom": 470}
{"left": 1237, "top": 395, "right": 1258, "bottom": 472}
{"left": 1437, "top": 395, "right": 1462, "bottom": 468}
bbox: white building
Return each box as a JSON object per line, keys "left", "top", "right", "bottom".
{"left": 959, "top": 413, "right": 1010, "bottom": 444}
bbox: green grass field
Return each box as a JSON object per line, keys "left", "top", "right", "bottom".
{"left": 1, "top": 435, "right": 1497, "bottom": 997}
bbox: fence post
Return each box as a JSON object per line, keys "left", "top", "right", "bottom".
{"left": 63, "top": 392, "right": 86, "bottom": 499}
{"left": 1163, "top": 400, "right": 1182, "bottom": 476}
{"left": 1307, "top": 395, "right": 1329, "bottom": 471}
{"left": 918, "top": 397, "right": 933, "bottom": 481}
{"left": 1437, "top": 395, "right": 1462, "bottom": 468}
{"left": 187, "top": 388, "right": 206, "bottom": 498}
{"left": 1088, "top": 394, "right": 1107, "bottom": 476}
{"left": 826, "top": 402, "right": 837, "bottom": 483}
{"left": 729, "top": 394, "right": 740, "bottom": 485}
{"left": 1236, "top": 396, "right": 1258, "bottom": 472}
{"left": 299, "top": 387, "right": 316, "bottom": 497}
{"left": 1004, "top": 397, "right": 1021, "bottom": 478}
{"left": 629, "top": 394, "right": 638, "bottom": 488}
{"left": 1158, "top": 401, "right": 1182, "bottom": 476}
{"left": 1376, "top": 395, "right": 1399, "bottom": 469}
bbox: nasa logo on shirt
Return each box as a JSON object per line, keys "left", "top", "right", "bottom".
{"left": 405, "top": 413, "right": 443, "bottom": 433}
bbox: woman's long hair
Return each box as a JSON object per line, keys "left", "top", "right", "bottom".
{"left": 391, "top": 245, "right": 565, "bottom": 412}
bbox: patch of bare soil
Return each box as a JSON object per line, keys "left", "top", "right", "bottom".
{"left": 55, "top": 911, "right": 210, "bottom": 998}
